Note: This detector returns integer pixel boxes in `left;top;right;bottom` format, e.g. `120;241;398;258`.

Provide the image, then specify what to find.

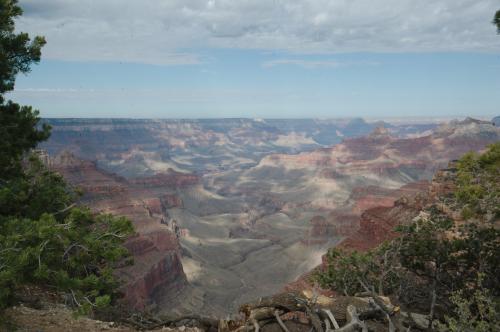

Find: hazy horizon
39;116;495;122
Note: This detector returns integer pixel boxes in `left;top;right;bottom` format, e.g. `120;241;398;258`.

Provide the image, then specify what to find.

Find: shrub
0;158;134;313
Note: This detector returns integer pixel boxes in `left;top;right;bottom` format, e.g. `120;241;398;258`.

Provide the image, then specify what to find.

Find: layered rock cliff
51;151;198;310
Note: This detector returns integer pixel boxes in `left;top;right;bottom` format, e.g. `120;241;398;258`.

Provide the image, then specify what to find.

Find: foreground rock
3;304;203;332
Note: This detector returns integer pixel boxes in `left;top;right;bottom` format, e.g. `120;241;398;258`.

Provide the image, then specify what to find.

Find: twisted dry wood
240;291;426;332
274;310;290;332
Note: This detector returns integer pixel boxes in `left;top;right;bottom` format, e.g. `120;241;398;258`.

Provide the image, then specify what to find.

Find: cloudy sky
8;0;500;118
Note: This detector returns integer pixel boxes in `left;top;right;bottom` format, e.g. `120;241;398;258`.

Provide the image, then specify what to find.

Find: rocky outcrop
302;213;360;246
52;150;127;198
339;200;422;252
349;181;430;214
142;194;183;217
122;250;186;310
51;152;191;310
339;162;459;253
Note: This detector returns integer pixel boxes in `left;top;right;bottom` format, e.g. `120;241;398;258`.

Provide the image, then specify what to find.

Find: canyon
43;117;499;317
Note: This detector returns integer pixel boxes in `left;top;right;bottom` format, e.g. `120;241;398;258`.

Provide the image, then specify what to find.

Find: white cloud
16;0;500;65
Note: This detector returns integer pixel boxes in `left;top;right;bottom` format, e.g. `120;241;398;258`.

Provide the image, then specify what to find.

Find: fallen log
242;292;395;323
240;292;409;332
240;292;304;315
250;307;280;321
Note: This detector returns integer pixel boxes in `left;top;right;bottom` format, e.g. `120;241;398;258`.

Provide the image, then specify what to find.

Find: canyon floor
44;117;499;317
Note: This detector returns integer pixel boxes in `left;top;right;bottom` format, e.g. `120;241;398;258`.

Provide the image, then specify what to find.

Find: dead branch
69;289;80;307
54;203;76;215
83;296;97;307
324;318;331;331
336;305;367;332
274;310;290;332
240;291;408;332
62;243;90;261
251;318;260;332
38;240;50;270
357;277;395;316
303;304;323;332
96;232;127;241
218;319;229;332
322;309;340;330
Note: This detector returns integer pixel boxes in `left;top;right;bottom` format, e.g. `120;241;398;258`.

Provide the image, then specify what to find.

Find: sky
7;0;500;119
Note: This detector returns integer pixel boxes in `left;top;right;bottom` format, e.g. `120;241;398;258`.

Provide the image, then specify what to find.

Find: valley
43;117;499;317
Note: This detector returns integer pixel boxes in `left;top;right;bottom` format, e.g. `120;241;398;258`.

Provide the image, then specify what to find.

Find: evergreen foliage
0;0;46;95
315;241;402;297
438;275;500;332
315;248;376;296
455;143;500;221
0;0;135;314
0;0;49;180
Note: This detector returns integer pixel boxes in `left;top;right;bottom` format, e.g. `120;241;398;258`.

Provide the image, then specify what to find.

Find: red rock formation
51;152;192;310
339;166;459;252
339;203;417;252
122;251;186;309
327;212;360;237
52;151;128;197
259;121;499;187
302;213;360;246
349;181;430;214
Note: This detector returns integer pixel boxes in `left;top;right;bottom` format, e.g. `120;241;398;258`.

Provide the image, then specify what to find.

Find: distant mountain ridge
41;118;437;178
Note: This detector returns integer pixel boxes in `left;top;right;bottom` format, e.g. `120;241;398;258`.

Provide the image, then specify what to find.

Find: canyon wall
44;117;499;316
51;151;197;310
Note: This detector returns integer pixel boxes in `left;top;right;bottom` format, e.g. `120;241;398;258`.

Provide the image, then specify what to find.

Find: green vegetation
437;274;500;332
0;0;134;314
315;143;500;329
455;143;500;221
315;241;401;297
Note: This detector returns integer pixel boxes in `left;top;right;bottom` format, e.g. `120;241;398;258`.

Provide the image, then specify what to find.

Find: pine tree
0;0;134;313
